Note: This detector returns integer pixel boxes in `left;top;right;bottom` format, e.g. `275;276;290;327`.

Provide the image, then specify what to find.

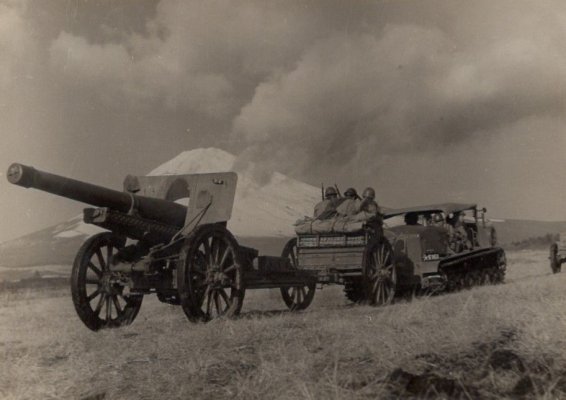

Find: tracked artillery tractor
380;204;506;294
285;203;506;307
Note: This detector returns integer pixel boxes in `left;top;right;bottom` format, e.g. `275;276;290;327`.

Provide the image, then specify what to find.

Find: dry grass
1;249;566;399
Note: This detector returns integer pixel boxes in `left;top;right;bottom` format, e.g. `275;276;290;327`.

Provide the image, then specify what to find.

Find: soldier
314;186;339;219
356;187;383;235
336;187;360;217
431;213;445;227
447;212;471;252
358;187;380;216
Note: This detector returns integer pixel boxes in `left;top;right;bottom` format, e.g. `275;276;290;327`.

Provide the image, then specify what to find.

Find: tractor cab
382;203;498;290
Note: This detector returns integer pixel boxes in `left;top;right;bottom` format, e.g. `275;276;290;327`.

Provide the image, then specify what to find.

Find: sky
1;0;565;242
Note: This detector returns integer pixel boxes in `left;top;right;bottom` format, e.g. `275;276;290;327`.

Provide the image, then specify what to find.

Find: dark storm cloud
36;0;566;178
233;6;566;178
1;0;566;242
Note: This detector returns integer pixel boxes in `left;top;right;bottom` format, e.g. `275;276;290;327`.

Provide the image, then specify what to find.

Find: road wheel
550;243;561;274
280;238;315;310
178;225;245;322
363;239;396;306
71;232;143;331
480;268;493;285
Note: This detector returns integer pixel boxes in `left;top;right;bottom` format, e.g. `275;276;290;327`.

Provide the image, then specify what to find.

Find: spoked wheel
178;224;245;323
71;232;143;331
363;239;396;306
280;238;315;311
550;243;561;274
281;285;316;311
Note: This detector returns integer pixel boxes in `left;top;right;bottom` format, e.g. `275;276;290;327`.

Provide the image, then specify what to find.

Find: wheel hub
205;268;230;288
100;273;122;295
376;268;391;280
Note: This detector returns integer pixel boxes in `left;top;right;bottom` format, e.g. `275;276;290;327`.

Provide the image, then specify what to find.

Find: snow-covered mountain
0;148;320;268
149;148;319;237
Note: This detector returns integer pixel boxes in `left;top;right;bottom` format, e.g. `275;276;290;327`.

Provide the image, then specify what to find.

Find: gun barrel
7;163;187;228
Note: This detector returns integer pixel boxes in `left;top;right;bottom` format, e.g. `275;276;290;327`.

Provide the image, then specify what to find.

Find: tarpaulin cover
294;217;365;234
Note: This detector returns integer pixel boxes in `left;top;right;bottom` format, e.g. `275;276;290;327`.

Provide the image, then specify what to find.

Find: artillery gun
8;163;323;330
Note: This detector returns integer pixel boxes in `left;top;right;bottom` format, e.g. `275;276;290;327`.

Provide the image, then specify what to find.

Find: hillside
492;219;566;246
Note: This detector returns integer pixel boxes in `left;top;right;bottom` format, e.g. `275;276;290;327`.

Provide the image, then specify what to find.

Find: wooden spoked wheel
71;232;143;331
281;285;316;311
178;225;245;322
363;239;396;306
280;238;315;311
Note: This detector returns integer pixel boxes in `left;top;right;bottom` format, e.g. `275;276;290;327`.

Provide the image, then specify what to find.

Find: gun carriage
7;164;507;331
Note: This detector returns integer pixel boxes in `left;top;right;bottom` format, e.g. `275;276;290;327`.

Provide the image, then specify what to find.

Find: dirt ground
1;249;566;399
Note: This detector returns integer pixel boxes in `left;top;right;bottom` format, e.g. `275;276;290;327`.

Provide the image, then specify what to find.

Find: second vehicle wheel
363;239;396;306
280;238;315;311
178;224;245;322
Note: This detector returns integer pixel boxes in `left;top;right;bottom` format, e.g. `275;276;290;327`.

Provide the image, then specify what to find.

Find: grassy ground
1;250;566;399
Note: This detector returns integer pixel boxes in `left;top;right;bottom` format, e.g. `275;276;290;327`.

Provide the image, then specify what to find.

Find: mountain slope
491;219;566;245
148;148;320;237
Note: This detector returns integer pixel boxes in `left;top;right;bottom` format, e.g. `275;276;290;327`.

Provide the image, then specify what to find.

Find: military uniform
447;221;471;253
314;198;341;219
359;198;380;216
355;187;383;236
336;198;361;217
314;187;340;220
314;199;331;219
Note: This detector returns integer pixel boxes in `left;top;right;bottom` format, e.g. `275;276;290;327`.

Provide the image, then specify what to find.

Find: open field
1;249;566;399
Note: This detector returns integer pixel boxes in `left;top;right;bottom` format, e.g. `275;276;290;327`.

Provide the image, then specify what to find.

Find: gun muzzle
7;163;36;188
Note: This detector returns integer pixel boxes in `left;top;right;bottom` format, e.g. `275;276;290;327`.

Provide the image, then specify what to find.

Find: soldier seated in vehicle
446;212;472;252
336;187;360;217
313;186;340;220
430;213;445;227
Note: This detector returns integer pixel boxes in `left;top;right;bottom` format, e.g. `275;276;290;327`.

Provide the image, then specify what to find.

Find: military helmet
344;187;357;198
362;187;375;199
324;186;337;198
433;213;444;223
